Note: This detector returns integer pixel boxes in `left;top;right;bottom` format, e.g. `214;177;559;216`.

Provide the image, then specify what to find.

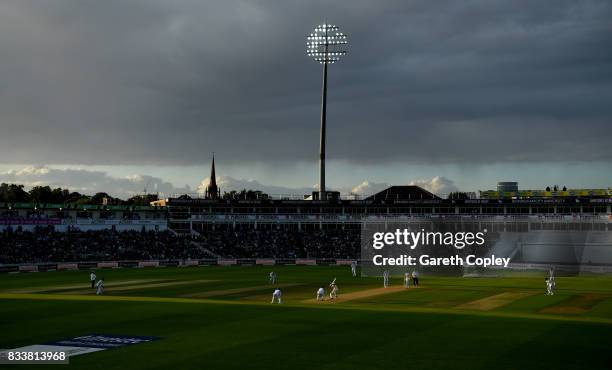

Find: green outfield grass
1;266;612;369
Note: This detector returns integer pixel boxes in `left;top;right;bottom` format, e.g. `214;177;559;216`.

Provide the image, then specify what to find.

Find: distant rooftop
365;186;440;201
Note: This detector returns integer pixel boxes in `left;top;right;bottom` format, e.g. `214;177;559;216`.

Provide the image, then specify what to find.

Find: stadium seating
0;227;359;263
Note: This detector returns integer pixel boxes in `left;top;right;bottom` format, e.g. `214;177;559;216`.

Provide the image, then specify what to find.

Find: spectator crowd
0;227;360;263
193;229;359;259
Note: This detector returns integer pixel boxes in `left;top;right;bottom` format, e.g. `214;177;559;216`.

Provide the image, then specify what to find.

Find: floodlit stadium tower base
310;190;340;201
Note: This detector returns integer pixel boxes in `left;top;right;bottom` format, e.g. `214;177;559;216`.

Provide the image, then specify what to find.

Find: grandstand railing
3;259;612;274
0;258;359;273
166;193;364;200
179;214;612;223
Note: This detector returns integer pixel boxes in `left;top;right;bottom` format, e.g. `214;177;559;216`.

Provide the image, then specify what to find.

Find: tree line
0;183;158;206
1;183;270;205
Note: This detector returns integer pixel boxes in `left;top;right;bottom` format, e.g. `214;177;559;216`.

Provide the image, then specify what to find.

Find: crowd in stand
0;227;360;263
0;227;195;264
193;229;360;259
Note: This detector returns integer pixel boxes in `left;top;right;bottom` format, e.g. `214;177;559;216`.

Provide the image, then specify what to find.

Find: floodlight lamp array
306;24;348;64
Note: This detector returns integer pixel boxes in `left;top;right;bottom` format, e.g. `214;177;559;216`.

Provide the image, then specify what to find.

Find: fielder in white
95;278;105;295
550;277;556;294
412;270;420;287
271;288;282;304
316;287;325;301
549;267;556;294
383;270;389;288
545;278;553;295
269;271;277;284
404;272;410;288
351;261;357;277
90;271;96;289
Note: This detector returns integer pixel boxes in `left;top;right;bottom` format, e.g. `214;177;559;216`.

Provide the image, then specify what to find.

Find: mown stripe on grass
182;283;302;298
539;293;610;315
1;293;612;325
59;279;218;295
3;279;168;293
0;293;233;305
455;292;534;311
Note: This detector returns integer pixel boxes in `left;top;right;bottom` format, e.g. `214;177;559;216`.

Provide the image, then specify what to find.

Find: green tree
222;189;268;200
64;192;86;204
50;187;71;203
0;183;30;202
74;196;93;205
29;186;57;203
126;194;159;206
91;192;114;204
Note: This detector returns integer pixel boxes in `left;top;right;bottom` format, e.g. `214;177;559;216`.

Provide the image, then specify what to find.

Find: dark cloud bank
1;0;611;166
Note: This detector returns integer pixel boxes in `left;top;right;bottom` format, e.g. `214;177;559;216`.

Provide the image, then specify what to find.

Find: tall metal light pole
306;24;348;200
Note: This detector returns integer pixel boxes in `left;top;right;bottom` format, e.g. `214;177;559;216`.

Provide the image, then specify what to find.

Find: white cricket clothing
95;280;104;295
317;288;325;300
545;280;554;295
271;289;282;303
551;279;556;294
329;285;338;299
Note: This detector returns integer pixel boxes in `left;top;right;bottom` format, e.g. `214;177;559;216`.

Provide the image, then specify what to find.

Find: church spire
210;153;217;189
206;153;219;200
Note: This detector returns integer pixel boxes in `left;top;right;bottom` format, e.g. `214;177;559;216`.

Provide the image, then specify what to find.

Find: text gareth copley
369;228;510;268
372;254;511;268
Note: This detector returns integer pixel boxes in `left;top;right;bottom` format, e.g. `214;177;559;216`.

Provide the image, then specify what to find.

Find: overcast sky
1;0;611;198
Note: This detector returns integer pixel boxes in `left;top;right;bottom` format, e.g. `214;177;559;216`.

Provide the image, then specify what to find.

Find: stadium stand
0;185;611;266
0;227;359;264
0;228;194;264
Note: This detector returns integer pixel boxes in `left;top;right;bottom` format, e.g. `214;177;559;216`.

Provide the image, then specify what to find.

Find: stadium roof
365;186;440;201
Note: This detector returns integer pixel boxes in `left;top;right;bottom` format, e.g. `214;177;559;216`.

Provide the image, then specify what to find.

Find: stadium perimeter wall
3;259;612;274
0;258;355;273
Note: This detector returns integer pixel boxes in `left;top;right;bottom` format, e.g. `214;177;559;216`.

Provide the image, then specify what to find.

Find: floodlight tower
306;24;348;200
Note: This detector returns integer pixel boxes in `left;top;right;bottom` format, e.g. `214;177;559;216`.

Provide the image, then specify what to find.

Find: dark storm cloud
0;0;611;165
